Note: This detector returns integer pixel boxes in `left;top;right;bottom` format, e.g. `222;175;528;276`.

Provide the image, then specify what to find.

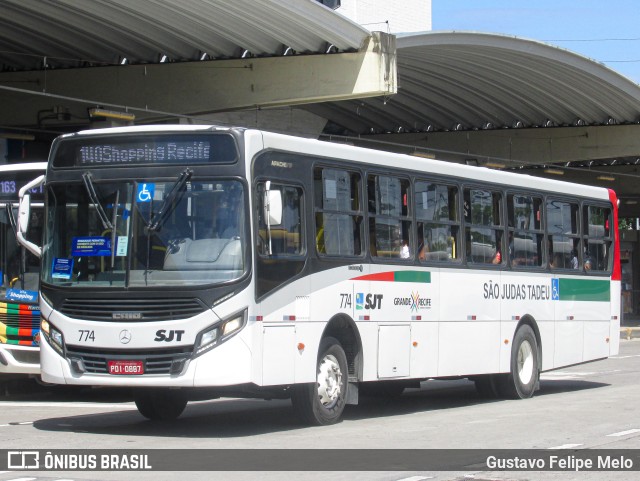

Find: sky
432;0;640;85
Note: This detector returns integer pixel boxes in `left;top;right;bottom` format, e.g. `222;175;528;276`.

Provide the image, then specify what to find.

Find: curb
621;327;640;340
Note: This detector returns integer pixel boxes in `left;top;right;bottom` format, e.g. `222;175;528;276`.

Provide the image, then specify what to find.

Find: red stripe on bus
608;189;621;281
351;272;395;282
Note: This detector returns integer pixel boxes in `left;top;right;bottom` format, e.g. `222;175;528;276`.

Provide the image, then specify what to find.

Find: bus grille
59;298;206;321
65;345;193;375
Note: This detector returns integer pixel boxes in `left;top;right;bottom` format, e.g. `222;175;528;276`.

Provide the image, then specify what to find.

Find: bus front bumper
0;344;40;375
39;332;254;388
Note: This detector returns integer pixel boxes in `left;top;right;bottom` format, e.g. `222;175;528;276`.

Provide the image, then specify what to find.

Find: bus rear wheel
500;325;539;399
292;337;348;426
134;389;188;421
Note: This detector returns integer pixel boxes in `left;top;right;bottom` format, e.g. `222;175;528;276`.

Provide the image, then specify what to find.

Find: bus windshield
1;204;43;296
42;178;246;288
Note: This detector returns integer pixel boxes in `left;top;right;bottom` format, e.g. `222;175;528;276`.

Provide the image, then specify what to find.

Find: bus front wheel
291;337;348;426
501;325;539;399
134;389;187;421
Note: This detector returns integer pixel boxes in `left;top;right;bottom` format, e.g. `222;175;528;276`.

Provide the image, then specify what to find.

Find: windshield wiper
82;172;113;230
146;168;192;233
83;172;122;269
140;168;193;285
5;203;17;236
109;189;119;269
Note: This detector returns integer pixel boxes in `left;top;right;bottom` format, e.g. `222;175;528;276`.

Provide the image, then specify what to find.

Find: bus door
255;173;308;386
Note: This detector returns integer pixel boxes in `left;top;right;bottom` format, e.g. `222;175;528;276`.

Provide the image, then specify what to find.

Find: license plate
107;360;144;375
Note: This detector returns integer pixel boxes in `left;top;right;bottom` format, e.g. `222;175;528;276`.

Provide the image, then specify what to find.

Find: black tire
291;337;348;426
134;389;187;421
500;325;539;399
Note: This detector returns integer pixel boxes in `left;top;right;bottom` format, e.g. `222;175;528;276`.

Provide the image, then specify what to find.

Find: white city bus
18;126;620;424
0;162;46;375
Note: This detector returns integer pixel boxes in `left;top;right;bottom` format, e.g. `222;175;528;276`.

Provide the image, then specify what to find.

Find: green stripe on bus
559;278;610;302
2;325;18;335
394;271;431;283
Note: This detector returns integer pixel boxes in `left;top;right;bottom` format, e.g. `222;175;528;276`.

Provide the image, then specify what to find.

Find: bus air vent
59;298;206;321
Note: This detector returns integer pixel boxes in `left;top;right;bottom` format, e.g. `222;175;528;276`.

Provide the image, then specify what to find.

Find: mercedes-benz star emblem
119;329;132;344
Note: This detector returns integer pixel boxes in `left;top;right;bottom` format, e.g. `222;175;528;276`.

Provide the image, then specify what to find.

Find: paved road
0;340;639;481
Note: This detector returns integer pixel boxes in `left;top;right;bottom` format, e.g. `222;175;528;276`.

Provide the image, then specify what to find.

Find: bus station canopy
306;31;640;134
3;1;640;132
0;0;369;69
0;0;395;127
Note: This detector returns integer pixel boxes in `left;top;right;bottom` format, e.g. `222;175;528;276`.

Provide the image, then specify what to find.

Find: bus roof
54;125;610;202
256;128;612;202
70;124;233;137
0;162;48;174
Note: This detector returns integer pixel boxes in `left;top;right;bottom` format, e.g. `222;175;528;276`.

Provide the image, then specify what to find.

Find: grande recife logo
394;291;431;311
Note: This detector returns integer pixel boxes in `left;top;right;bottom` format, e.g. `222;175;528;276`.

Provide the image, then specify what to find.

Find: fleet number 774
78;330;95;342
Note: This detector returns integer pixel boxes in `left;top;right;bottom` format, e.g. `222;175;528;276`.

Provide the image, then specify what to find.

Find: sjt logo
356;293;383;310
154;330;185;342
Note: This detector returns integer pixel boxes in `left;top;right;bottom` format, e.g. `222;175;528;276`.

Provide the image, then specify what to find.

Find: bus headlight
50;329;64;349
194;310;246;358
222;316;243;336
199;327;219;348
41;317;65;356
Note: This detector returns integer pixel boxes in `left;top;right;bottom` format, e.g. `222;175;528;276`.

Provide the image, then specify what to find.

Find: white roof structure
3;3;640;132
305;31;640;134
0;0;369;69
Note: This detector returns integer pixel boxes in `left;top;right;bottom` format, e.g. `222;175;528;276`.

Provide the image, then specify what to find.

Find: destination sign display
52;134;238;167
78;141;211;165
0;172;45;202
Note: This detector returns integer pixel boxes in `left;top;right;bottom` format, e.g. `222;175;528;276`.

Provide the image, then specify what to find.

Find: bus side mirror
18;193;31;235
266;190;283;225
263;182;283;256
16;174;45;258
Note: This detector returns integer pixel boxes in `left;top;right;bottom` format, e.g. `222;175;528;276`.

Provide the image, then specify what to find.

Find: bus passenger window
464;188;503;265
583;204;612;272
547;199;580;270
415;181;460;262
368;174;411;259
507;194;543;268
314;168;362;257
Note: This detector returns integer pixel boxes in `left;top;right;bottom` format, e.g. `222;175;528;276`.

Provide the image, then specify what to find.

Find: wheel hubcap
517;340;534;385
317;354;342;407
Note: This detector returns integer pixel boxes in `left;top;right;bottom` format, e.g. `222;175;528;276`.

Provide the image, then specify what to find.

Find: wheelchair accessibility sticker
552;278;560;300
136;183;155;203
